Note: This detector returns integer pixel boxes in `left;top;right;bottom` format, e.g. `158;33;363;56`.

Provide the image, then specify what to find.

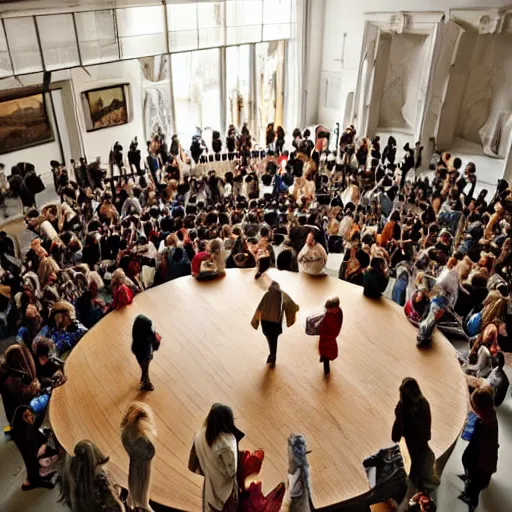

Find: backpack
24;172;45;195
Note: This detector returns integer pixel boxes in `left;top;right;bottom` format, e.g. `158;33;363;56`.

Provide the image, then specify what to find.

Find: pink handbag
305;313;325;336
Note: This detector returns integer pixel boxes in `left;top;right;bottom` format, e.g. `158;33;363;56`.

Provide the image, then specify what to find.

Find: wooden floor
50;269;468;511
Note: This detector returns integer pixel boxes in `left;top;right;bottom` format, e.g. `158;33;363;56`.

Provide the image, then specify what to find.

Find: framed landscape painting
85;85;128;131
0;93;54;155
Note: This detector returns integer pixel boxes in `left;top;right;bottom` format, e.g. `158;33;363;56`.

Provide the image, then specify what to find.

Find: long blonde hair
120;401;156;440
120;402;156;510
111;268;127;289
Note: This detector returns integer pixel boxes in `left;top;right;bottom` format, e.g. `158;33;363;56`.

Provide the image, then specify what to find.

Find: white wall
304;0;326;125
317;0;509;129
70;60;145;165
0;61;145;176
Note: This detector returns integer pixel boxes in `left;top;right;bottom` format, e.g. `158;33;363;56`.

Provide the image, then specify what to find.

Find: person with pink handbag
317;297;343;375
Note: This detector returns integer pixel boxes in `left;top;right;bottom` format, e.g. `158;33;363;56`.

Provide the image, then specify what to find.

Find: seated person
343;247;370;286
33;337;66;388
455;271;488;318
276;244;298;272
208;238;226;277
191;240;212;278
363;257;389;299
168;247;191;281
466;352;509;407
36;301;88;356
297;231;328;275
486;352;509;406
110;268;134;310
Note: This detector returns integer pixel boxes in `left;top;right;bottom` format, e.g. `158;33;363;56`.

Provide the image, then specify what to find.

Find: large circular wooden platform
50;269;467;510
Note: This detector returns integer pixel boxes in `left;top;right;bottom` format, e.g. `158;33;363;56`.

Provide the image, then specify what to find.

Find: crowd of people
0;119;510;511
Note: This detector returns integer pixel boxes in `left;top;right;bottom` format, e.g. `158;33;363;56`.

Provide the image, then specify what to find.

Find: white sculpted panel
378;33;429;133
458;33;512;158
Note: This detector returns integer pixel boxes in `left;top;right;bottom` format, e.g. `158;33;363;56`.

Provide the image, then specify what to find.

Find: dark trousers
266;334;279;361
139;360;151;385
261;320;282;363
323;359;330;374
465;469;492;507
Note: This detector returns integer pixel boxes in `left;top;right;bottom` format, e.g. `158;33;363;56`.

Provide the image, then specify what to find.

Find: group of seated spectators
0;121;510;511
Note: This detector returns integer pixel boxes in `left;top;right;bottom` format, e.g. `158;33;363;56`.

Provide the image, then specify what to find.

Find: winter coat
319;308;343;361
251;283;299;329
462;412;499;474
131;314;160;365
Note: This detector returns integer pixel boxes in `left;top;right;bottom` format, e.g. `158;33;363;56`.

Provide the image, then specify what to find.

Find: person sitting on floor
297;231;328;276
32;337;66;388
110;268;134;310
363;257;389;299
191;240;213;279
36;301;88;356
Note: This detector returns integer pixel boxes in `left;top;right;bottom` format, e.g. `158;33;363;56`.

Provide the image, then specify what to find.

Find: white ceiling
0;0;188;17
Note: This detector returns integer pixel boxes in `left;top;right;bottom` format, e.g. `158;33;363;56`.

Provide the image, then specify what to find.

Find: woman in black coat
11;405;55;491
131;314;161;392
392;377;438;492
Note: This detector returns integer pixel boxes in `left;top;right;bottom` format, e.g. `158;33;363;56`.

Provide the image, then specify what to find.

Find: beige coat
251;283;299;329
190;427;238;511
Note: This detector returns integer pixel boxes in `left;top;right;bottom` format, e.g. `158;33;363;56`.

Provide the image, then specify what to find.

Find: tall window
171;49;222;143
226;45;251;131
255;40;285;143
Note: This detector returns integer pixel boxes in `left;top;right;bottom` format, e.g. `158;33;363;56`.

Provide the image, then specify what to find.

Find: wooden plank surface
49;269;467;511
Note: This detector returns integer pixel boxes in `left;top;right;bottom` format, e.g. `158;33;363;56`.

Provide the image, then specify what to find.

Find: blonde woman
121;402;157;511
110;268;134;310
59;440;125;512
208;238;226;276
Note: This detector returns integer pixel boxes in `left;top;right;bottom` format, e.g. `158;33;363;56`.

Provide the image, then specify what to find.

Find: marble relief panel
378;33;429;133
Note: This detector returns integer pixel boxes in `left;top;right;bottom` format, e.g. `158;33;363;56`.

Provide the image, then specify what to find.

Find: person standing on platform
318;297;343;375
188;403;245;512
392;377;438;492
284;434;313;512
59;440;125;511
121;402;157;512
131;314;161;392
251;281;299;367
459;387;499;512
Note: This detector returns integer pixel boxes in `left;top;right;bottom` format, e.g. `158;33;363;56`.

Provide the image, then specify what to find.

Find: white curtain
285;0;306;133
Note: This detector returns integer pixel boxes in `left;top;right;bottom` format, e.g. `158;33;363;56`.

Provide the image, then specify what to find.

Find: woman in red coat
319;297;343;375
111;268;134;311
